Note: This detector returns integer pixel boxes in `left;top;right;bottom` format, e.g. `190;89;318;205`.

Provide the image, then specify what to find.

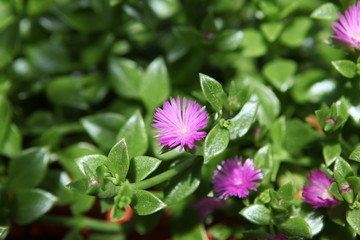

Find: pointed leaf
263;59;297;92
8;147;50;190
311;3;339;20
346;207;360;235
200;73;226;113
204;124;229;163
107;139;130;181
140;58;170;111
117;111;148;159
240;204;271;225
349;146;360;162
332;60;356;78
81;113;126;150
131;190;166;215
75;154;108;178
128;156;161;182
229;95;258;139
11;189;57;225
280;217;312;238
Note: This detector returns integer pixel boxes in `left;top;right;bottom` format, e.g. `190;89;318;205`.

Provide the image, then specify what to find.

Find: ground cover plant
1;0;360;239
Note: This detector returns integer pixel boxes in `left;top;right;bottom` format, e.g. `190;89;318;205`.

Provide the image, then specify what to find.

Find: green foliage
2;0;360;239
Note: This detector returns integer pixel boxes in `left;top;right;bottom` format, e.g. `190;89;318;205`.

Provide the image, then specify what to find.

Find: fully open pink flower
332;2;360;49
152;97;208;151
302;170;339;209
212;157;263;199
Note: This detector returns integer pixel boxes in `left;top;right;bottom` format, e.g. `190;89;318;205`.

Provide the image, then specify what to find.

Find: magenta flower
212;157;263;199
332;2;360;50
192;197;226;222
152;96;209;151
302;170;339;209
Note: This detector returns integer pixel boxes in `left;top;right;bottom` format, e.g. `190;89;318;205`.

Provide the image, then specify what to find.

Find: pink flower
302;170;339;209
192;197;226;222
212;157;263;199
152;97;209;151
332;2;360;50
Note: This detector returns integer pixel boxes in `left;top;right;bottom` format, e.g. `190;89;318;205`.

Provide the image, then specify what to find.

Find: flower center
178;126;189;136
321;190;334;200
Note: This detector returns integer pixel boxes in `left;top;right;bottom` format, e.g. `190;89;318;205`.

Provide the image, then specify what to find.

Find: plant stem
38;215;123;232
131;157;195;190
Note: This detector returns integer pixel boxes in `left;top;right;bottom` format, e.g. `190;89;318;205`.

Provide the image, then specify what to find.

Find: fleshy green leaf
117;111;148;159
131;190;166;215
128;156;161;182
140;58;170;111
164;160;201;205
109;58;142;99
304;212;324;236
334;157;353;179
263;59;297;92
323;143;341;166
349;146;360;162
240;29;267;57
332;60;357;78
7;147;50;190
199;73;227;113
229;95;258;140
240;204;271;225
75;154;108;178
280;17;312;48
260;21;284;42
107;139;130;181
311;3;339;20
81;113;126;150
280;217;312;238
0;96;11;151
346;207;360;235
204;124;230;163
11;189;57;225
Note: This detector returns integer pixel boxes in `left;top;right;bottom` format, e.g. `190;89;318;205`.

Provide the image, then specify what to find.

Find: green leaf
81;113;126;150
323;143;341;166
215;30;243;51
334;157;353;179
11;189;57;225
311;3;339;20
114;181;133;209
204;124;230;163
7;147;50;190
240;204;271;225
117;111;148;159
75;154;108;178
349;146;360;162
254;145;276;183
280;217;312;238
208;224;232;240
164;160;201;205
128;156;161;182
280;17;312;48
0;21;19;68
131;190;166;215
252;82;280;126
304;212;324;236
109;58;142;99
332;60;357;78
199;73;227;113
346;207;360;235
229;95;258;140
260;21;284;42
263;59;297;92
278;182;295;200
240;29;267;57
0;96;11;151
140;58;170;111
0;124;22;157
107;139;130;181
45;75;88;110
